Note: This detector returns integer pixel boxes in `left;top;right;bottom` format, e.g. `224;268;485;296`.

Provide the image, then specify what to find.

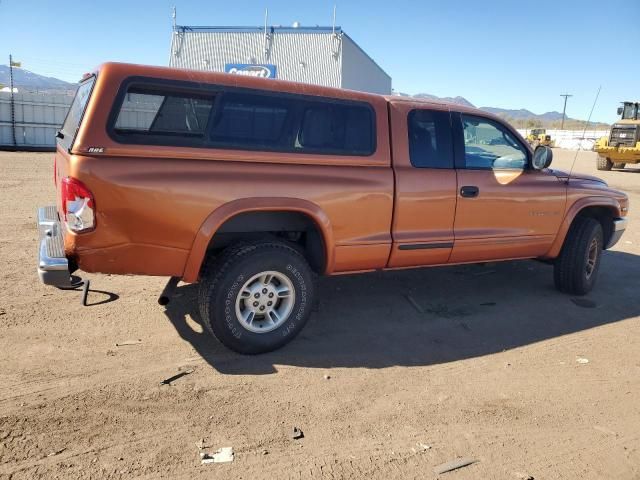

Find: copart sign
224;64;277;78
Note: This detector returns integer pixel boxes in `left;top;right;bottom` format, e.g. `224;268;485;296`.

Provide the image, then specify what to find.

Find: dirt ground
1;149;639;480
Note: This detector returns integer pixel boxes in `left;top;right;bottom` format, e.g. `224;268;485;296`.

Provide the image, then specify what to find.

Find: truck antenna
264;8;270;57
332;4;337;36
568;85;601;180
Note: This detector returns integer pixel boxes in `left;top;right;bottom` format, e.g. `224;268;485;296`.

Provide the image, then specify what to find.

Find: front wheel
198;241;316;354
553;217;603;295
596;155;613;171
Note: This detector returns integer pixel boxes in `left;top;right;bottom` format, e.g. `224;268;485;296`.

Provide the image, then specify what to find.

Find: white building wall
340;34;391;94
168;27;391;94
170;30;343;88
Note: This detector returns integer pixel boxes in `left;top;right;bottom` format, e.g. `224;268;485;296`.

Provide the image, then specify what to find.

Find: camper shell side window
107;77;377;156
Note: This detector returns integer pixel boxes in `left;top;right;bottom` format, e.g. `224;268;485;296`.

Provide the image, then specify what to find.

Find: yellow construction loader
596;101;640;170
526;128;553;148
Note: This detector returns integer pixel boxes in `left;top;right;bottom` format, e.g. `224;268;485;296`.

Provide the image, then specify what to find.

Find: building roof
175;25;344;34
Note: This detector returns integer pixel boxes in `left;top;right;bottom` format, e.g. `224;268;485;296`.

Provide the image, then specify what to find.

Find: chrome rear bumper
37;206;72;287
605;217;627;249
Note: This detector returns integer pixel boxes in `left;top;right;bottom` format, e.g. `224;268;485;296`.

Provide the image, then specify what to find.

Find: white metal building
169;25;392;95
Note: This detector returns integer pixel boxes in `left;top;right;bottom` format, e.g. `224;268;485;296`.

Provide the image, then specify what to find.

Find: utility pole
560;93;572;129
9;54;17;147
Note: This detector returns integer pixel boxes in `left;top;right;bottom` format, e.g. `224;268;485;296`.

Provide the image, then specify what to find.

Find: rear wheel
613;162;626;169
553;217;603;295
596;155;613;171
198;241;316;354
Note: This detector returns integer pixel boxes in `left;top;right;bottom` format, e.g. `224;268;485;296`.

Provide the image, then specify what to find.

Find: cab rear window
59;76;95;150
109;79;376;156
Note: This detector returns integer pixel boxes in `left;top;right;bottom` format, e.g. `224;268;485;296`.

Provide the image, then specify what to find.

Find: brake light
61;177;96;232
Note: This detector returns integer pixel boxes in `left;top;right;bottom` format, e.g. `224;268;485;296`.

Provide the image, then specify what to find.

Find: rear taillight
61;177;96;232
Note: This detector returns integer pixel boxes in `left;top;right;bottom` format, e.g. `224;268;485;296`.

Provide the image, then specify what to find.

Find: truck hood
549;169;607;185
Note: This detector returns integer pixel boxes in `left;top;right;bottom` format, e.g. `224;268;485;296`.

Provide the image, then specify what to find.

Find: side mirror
617;107;623;115
532;145;553;170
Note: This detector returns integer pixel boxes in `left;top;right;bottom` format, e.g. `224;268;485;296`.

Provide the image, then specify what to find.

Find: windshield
59;76;95;150
621;103;638;120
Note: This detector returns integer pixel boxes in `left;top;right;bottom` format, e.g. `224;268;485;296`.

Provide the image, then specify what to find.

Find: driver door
450;113;566;263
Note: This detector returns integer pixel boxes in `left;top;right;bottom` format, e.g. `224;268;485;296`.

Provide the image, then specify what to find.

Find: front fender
181;198;334;283
543;196;622;259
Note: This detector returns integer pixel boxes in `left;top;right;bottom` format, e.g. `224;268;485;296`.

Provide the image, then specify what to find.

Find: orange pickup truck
38;63;629;354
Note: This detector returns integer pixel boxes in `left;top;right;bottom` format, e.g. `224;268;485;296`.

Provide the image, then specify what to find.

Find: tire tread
596;156;612;171
197;240;312;353
554;217;602;295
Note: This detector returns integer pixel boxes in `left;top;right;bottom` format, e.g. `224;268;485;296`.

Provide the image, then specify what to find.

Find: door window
408;109;454;168
461;115;527;170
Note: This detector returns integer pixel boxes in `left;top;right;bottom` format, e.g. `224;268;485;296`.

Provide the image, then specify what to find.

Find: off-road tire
613;162;626;169
553;217;603;295
597;155;613;171
198;241;316;354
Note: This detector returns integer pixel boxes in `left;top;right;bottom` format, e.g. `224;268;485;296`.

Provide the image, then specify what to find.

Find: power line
9;54;17;147
560;93;573;129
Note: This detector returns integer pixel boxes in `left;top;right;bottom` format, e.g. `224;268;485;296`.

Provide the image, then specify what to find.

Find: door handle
460;186;479;198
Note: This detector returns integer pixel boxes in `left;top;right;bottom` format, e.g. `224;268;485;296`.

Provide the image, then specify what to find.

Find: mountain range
409;92;567;120
0;65;76;92
398;92;609;128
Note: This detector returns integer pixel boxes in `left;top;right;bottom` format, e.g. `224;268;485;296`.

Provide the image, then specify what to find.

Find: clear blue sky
1;0;638;123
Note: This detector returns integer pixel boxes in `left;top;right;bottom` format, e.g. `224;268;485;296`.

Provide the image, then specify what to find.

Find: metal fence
0;91;73;150
516;129;610;140
0;91;194;150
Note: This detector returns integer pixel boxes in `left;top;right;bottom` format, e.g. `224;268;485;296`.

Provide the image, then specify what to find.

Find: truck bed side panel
61;154;394;276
